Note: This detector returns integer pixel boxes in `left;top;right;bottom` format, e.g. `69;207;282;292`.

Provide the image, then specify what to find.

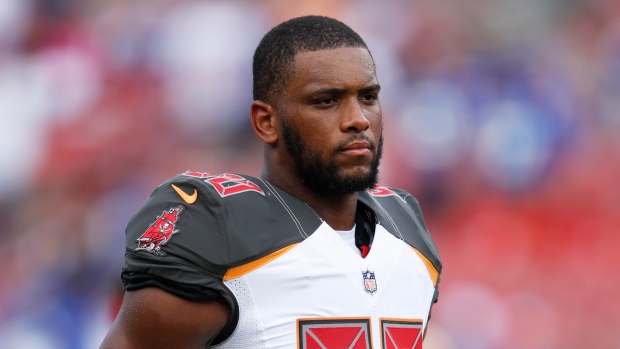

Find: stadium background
0;0;619;348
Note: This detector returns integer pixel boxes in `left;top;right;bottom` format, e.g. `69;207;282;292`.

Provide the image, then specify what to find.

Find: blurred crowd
0;0;619;348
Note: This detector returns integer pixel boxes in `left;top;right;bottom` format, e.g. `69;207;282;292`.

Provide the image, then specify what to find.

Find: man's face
278;47;383;195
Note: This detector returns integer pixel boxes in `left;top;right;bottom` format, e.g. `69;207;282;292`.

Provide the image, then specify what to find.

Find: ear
249;100;279;145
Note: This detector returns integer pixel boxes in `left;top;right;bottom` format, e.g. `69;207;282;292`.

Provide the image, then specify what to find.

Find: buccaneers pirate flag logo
136;205;184;256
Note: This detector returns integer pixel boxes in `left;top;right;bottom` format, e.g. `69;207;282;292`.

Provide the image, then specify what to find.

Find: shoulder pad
360;186;442;276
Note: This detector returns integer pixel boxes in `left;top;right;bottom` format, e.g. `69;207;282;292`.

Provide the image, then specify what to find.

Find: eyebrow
310;84;381;97
359;84;381;94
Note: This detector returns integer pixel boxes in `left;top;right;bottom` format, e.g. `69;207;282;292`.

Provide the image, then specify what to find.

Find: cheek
360;102;381;122
306;128;334;151
295;115;336;143
368;112;383;133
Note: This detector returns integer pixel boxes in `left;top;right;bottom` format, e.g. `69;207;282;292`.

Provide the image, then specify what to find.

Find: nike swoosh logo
171;184;197;204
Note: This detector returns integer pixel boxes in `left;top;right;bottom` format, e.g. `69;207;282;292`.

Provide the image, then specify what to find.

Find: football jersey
122;171;442;348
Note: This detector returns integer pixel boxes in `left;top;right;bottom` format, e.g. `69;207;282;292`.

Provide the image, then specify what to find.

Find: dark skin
252;47;382;230
100;47;382;348
100;288;230;348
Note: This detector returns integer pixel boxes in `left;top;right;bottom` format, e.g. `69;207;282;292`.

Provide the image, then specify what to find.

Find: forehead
288;47;377;93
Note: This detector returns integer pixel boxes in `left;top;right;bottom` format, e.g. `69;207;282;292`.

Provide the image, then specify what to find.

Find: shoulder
360;185;442;275
361;185;426;230
126;171;322;267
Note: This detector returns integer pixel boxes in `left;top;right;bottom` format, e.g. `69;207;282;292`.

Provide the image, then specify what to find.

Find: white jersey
221;222;435;348
122;172;441;348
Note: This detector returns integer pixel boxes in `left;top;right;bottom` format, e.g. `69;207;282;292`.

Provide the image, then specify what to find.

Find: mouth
340;140;372;156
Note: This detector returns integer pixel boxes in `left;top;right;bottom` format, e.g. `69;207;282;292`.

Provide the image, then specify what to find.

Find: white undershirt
334;225;360;255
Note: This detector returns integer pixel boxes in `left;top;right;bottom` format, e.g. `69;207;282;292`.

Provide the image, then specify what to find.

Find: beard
280;117;383;196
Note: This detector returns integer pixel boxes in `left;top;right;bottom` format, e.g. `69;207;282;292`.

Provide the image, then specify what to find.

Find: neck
261;166;359;231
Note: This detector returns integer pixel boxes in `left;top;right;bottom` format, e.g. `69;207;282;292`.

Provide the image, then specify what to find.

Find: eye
316;97;338;105
360;94;378;102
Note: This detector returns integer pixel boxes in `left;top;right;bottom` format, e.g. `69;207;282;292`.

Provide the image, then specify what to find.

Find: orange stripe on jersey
411;247;440;286
223;243;299;281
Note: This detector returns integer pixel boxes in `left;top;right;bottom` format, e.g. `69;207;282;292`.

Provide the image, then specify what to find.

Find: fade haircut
252;15;370;103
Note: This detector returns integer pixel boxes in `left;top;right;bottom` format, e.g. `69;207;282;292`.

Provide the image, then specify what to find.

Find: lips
340;140;372;156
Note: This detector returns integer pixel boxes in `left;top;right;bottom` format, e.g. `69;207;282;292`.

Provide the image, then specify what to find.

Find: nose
341;99;370;133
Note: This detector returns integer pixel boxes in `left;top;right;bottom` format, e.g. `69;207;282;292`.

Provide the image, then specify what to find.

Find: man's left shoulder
363;185;423;214
360;185;442;273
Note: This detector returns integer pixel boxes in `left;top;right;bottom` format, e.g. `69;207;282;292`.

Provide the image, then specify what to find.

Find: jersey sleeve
398;190;442;276
389;188;442;325
120;173;238;343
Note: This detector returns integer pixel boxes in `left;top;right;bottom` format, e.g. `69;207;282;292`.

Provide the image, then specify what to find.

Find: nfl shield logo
362;270;377;294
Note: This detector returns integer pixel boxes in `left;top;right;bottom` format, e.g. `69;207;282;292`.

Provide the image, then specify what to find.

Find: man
101;15;441;349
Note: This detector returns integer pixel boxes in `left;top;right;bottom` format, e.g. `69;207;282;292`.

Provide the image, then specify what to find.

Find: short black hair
252;15;370;102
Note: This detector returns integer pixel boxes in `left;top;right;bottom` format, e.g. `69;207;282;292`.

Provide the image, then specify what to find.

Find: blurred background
0;0;619;348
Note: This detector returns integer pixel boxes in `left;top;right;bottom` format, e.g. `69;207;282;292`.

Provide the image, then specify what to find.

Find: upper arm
112;175;236;347
100;287;230;349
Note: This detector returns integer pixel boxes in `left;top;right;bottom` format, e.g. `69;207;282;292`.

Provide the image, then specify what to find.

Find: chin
340;166;372;179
